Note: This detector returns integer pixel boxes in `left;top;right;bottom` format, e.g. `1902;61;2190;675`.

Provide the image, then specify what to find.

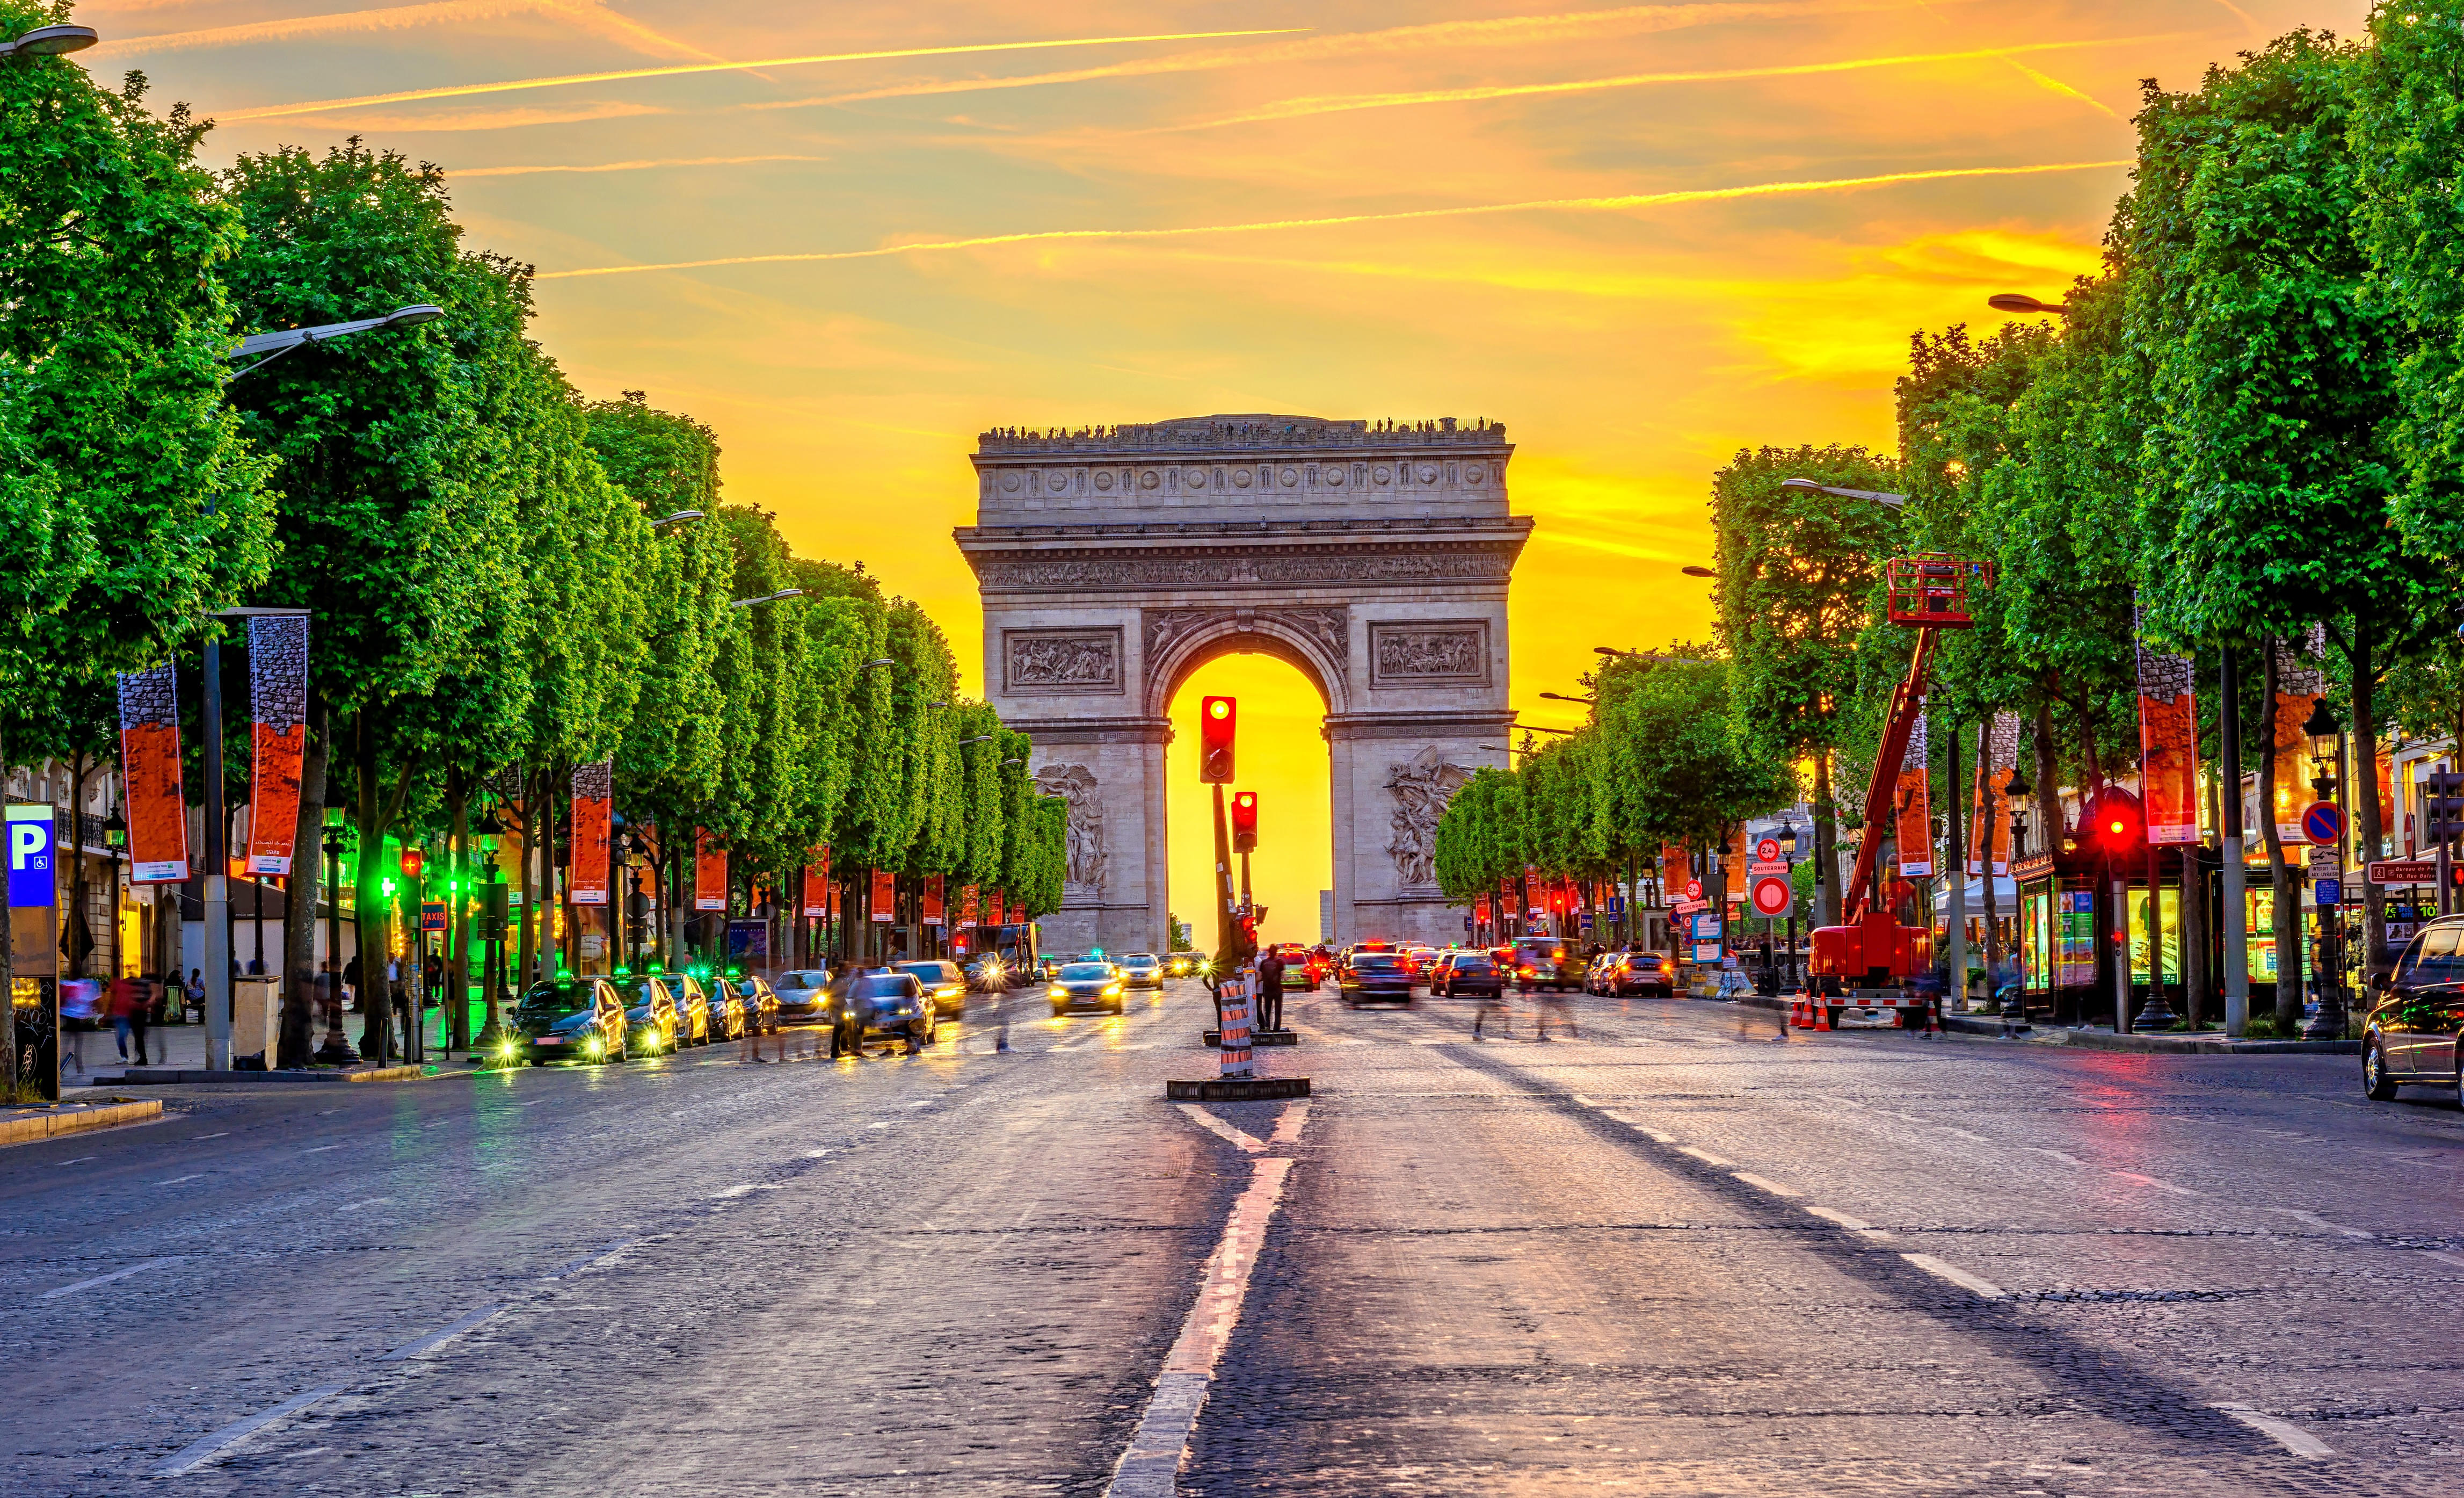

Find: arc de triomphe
955;415;1530;955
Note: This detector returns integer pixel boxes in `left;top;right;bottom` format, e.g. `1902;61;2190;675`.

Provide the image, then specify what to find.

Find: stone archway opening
1164;652;1333;952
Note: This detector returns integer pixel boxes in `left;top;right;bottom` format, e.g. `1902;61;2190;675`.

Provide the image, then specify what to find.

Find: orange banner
802;848;830;918
242;616;308;875
569;760;611;906
987;889;1005;928
2135;624;2200;848
870;869;896;924
1661;843;1690;904
114;664;189;885
1894;712;1931;878
694;829;728;911
2272;631;2325;843
923;873;946;927
958;884;978;927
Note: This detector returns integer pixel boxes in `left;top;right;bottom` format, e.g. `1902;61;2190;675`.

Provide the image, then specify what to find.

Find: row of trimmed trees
1705;17;2464;1027
0;16;1063;1074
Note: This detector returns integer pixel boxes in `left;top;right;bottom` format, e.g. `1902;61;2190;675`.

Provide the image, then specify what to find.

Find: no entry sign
1749;874;1793;918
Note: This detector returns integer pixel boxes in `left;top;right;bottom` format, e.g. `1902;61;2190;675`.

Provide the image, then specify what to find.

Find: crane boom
1841;627;1937;925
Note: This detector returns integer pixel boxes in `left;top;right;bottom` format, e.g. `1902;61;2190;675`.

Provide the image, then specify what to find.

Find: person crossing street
1256;949;1285;1033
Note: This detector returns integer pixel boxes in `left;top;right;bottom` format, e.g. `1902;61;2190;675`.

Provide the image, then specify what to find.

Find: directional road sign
2368;859;2439;886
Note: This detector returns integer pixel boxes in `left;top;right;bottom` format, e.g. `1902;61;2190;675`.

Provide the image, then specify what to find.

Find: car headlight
1104;983;1122;996
1049;985;1067;998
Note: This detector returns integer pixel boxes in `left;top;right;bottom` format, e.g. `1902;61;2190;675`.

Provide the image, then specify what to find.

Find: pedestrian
61;977;101;1075
184;968;205;1021
1256;949;1286;1034
109;973;151;1066
1473;981;1511;1041
1537;979;1576;1041
343;954;362;1012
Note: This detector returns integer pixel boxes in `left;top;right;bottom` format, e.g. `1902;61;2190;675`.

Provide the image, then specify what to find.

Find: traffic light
2425;771;2464;843
1200;696;1236;783
398;846;423;879
1230;791;1258;853
2088;787;2145;859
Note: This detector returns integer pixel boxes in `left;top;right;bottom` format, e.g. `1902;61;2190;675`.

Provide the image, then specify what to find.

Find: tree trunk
2034;693;2065;849
278;698;328;1068
352;713;385;1060
447;769;470;1053
1;727;16;1093
2259;642;2303;1030
1812;748;1837;928
2351;616;2387;983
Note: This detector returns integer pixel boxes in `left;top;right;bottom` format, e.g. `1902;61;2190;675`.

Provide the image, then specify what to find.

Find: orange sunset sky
82;0;2366;945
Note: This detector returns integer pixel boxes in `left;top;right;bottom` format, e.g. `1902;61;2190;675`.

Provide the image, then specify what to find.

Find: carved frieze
1385;746;1473;889
971;546;1516;593
1003;627;1124;696
1369;620;1491;688
1034;763;1108;891
1141;606;1349;704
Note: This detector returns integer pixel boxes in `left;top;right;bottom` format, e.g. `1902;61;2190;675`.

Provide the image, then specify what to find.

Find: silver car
1118;952;1166;990
773;967;833;1022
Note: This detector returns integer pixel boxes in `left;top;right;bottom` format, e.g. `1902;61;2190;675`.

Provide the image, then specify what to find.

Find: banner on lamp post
2134;611;2201;846
1968;713;2019;876
801;848;830;918
987;889;1006;928
922;873;946;927
2272;627;2328;843
568;760;612;906
958;884;979;928
242;616;309;875
1895;711;1932;878
694;829;728;911
113;664;190;885
1660;843;1688;909
869;869;895;924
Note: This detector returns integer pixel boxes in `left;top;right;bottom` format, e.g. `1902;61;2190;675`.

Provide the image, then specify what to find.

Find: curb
1722;995;2359;1054
98;1063;431;1085
4;1098;164;1148
1165;1077;1311;1102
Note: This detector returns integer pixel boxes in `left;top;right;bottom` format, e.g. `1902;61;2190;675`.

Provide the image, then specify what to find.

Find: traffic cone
1814;1000;1831;1032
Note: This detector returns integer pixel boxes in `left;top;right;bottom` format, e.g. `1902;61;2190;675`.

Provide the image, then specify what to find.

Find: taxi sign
2301;801;2344;845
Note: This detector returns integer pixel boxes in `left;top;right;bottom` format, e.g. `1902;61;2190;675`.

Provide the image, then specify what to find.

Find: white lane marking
381;1304;506;1361
157;1174;205;1186
302;1144;344;1154
1176;1104;1266;1155
804;1148;832;1158
2110;1170;2203;1197
1731;1171;1801;1198
1267;1102;1310;1147
524;1099;546;1106
2271;1208;2373;1240
1805;1205;1888;1238
707;1183;784;1199
192;1132;229;1140
336;1198;392;1213
423;1120;451;1129
2424;1250;2464;1270
151;1385;345;1476
1108;1154;1298;1497
2024;1147;2083;1165
1938;1127;1991;1144
904;1099;936;1108
2212;1402;2334;1457
1677;1145;1734;1168
1900;1253;2008;1299
54;1155;96;1166
543;1240;635;1280
45;1255;188;1299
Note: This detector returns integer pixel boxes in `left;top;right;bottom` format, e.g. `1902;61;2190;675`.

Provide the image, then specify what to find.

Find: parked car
1431;951;1503;998
895;960;969;1018
502;976;628;1066
616;975;681;1055
666;972;714;1046
2364;916;2464;1101
1596;951;1675;997
1338;952;1415;1007
841;971;938;1052
1049;961;1126;1015
773;968;833;1022
1118;952;1167;990
701;980;749;1041
719;974;782;1034
1512;938;1583;993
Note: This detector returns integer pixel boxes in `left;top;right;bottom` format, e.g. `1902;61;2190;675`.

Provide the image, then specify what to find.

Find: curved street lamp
729;588;803;609
0;24;99;56
229;303;443;379
1988;292;2068;316
650;510;705;529
1538;691;1594;706
1780;476;1907;509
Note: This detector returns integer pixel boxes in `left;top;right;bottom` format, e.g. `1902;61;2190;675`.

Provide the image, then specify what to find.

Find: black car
841;972;939;1053
1433;952;1503;998
501;977;628;1066
702;981;749;1041
2364;915;2464;1101
772;968;833;1023
1048;961;1125;1015
895;960;968;1019
730;974;781;1034
1338;953;1414;1007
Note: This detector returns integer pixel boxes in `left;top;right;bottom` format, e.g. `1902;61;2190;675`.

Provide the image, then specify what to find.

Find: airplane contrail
1166;36;2183;131
91;0;730;64
213;28;1310;121
534;160;2133;281
453;154;828;177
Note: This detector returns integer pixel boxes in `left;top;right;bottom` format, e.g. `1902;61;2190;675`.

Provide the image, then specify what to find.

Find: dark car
1166;952;1200;979
896;960;968;1019
1049;961;1125;1015
841;971;938;1053
1118;952;1166;990
2364;916;2464;1101
617;976;681;1055
1433;951;1503;998
773;968;834;1022
1512;938;1583;994
501;977;628;1066
731;974;781;1033
1597;951;1674;997
1338;952;1414;1007
701;980;748;1041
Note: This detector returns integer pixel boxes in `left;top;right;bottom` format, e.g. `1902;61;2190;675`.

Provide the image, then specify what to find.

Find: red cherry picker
1797;553;1993;1031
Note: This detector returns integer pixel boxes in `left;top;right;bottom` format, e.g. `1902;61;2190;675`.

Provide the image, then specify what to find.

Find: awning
1929;874;2019;906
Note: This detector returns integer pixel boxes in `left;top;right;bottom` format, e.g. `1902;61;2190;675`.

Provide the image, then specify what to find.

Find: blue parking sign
7;805;55;908
2315;877;2341;907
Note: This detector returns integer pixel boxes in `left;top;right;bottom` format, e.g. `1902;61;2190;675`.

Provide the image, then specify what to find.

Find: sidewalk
66;1001;490;1086
1725;993;2360;1054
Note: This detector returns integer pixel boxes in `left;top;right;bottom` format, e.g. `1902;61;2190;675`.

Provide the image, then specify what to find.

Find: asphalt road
6;976;2461;1495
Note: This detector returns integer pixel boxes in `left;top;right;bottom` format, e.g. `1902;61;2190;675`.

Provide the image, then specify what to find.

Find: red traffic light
1231;791;1258;852
1200;696;1237;784
398;847;424;879
2085;787;2145;858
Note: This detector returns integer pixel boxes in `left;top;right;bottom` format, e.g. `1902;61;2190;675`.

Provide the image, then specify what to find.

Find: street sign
420;900;447;932
1749;874;1794;918
2315;877;2343;906
1755;837;1780;863
1684;879;1704;901
2307;844;2339;876
6;804;55;909
1748;860;1790;877
2301;801;2344;845
2368;859;2439;885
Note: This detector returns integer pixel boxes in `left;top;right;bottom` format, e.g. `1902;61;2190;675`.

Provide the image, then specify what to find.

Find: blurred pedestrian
1472;982;1511;1041
1537;981;1576;1041
109;973;150;1067
61;978;102;1075
1256;949;1285;1033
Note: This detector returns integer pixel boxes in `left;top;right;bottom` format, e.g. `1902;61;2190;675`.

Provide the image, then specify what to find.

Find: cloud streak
1159;35;2181;132
453;153;828;177
535;160;2131;281
210;27;1311;121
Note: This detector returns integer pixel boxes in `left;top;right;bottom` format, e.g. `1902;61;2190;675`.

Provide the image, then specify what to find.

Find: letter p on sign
6;805;55;909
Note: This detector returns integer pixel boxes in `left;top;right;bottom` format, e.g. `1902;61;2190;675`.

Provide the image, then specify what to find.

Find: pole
2112;869;2132;1033
201;636;233;1070
1240;851;1252;917
1945;719;1967;1011
2220;643;2249;1036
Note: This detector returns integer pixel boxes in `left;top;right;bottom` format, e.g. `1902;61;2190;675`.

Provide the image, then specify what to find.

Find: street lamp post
316;817;353;1062
2301;699;2349;1040
0;24;99;57
1777;820;1800;989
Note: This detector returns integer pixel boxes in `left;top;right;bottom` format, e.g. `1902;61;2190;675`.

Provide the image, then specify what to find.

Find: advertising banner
802;848;830;919
1895;712;1932;878
694;829;728;911
1660;843;1688;908
2134;611;2200;846
113;664;189;884
987;889;1005;928
1968;712;2019;875
243;616;309;875
958;884;979;928
923;873;946;927
869;869;896;923
569;759;612;906
2272;627;2327;843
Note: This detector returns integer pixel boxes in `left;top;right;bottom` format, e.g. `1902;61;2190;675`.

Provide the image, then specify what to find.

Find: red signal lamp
1230;791;1258;853
1200;696;1237;784
399;846;424;879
